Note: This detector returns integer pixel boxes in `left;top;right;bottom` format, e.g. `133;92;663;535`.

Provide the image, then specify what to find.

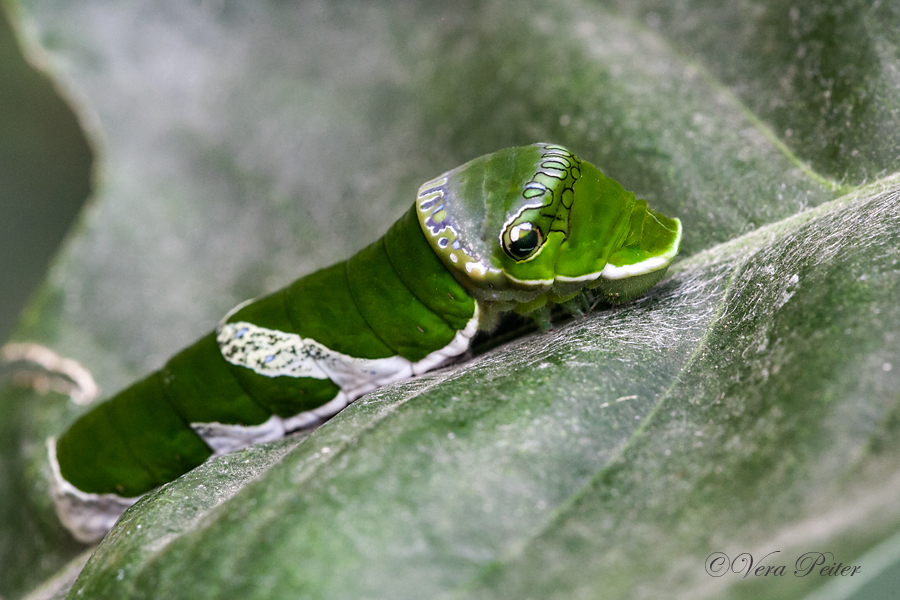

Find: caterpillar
49;143;682;542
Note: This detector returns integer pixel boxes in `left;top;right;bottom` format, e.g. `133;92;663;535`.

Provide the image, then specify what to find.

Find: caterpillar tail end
47;437;140;544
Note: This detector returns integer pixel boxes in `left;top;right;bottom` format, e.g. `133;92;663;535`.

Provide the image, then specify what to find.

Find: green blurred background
0;5;92;345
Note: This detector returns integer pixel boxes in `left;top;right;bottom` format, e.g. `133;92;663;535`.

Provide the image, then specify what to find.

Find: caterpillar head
416;143;681;310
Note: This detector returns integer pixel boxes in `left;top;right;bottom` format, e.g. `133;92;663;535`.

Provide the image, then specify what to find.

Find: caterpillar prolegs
50;143;682;542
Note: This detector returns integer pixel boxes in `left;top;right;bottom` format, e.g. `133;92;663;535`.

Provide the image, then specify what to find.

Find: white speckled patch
217;306;480;400
216;322;330;380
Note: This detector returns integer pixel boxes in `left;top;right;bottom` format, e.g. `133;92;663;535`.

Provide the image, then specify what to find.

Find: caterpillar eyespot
504;222;544;261
49;143;682;542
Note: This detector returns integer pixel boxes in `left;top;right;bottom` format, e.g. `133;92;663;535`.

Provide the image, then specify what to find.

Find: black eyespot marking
503;223;544;261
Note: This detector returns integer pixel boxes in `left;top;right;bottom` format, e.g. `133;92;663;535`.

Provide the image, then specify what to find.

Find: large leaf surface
1;0;898;598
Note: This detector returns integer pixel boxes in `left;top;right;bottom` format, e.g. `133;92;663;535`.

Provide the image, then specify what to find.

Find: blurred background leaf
0;0;898;599
0;1;91;346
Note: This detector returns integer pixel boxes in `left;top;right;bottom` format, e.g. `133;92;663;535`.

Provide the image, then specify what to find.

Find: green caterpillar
49;143;681;542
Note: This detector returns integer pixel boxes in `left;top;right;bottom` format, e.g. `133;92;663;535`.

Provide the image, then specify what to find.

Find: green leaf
606;0;900;184
1;0;898;599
